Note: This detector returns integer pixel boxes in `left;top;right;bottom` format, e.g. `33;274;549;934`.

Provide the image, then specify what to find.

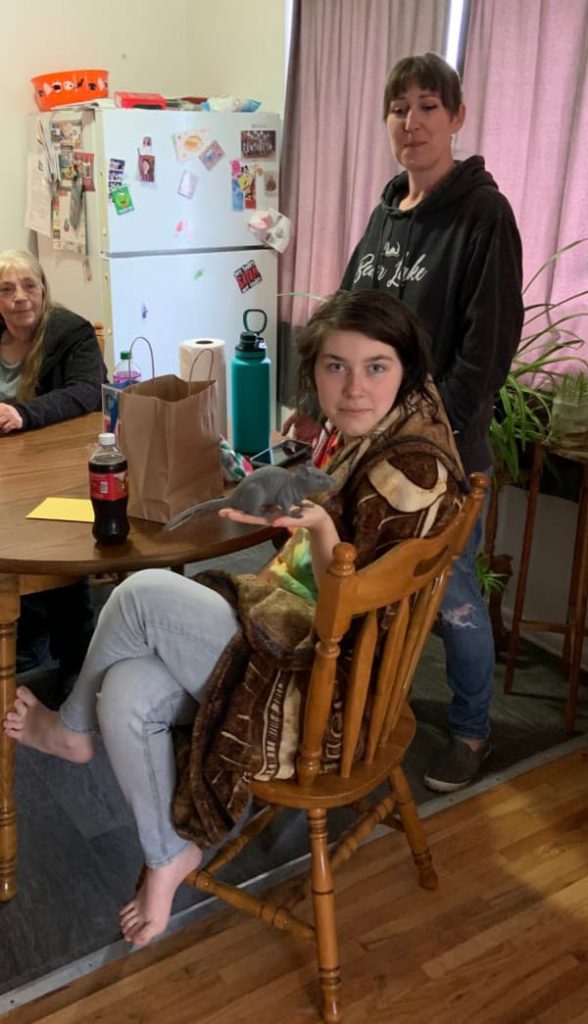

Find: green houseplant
481;239;588;642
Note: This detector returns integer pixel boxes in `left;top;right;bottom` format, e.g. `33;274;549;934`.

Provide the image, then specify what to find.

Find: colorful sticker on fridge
50;120;83;148
230;161;256;211
108;158;125;193
138;153;156;182
175;218;195;241
177;169;197;198
234;259;262;293
173;131;208;161
111;185;134;215
199;140;225;171
74;151;95;191
240;130;276;160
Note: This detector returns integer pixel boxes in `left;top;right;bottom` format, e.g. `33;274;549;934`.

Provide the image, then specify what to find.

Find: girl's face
386;84;464;176
314;330;404;437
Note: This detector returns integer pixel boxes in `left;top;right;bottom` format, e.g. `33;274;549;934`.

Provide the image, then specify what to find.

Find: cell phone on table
250;439;313;468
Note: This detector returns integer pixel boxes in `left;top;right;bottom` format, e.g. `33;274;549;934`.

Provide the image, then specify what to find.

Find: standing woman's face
0;269;44;340
386;84;465;176
314;330;404;437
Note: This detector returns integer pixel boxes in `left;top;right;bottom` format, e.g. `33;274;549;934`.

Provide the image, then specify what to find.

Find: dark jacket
6;306;107;431
341;156;524;472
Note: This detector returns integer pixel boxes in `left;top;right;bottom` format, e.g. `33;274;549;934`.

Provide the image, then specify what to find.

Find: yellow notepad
27;497;94;523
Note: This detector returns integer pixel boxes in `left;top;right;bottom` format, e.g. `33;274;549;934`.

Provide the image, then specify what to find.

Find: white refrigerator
32;107;280;412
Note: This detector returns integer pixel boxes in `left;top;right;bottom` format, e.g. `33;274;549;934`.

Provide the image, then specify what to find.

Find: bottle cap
237;331;266;354
98;432;116;446
119;350;131;359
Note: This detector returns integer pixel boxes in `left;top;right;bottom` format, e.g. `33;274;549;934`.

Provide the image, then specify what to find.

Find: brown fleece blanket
172;385;465;847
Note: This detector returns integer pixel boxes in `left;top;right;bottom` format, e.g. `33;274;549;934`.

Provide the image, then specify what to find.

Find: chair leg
307;808;342;1024
565;483;588;734
391;766;438;890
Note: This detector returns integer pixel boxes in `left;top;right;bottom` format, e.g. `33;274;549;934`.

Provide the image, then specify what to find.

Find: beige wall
1;0;286;248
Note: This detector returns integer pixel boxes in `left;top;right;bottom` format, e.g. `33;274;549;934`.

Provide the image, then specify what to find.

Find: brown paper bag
119;374;223;524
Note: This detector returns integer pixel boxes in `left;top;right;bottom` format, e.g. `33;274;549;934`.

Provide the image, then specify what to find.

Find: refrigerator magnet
58;147;76;187
240;130;276;161
111;185;134;215
177;169;197;199
138;153;156;182
172;131;207;161
234;259;262;293
199;140;225;171
74;151;95;191
50;121;83;149
263;169;278;197
108;158;125;193
231;162;257;210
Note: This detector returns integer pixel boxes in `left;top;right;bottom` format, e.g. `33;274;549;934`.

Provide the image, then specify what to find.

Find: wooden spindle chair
178;474;487;1022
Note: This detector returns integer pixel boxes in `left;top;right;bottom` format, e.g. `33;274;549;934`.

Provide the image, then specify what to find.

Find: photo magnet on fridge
263;169;278;196
199;140;225;171
177;169;197;198
58;147;76;186
138;153;156;182
51;121;83;149
74;151;95;191
240;130;276;160
108;158;125;193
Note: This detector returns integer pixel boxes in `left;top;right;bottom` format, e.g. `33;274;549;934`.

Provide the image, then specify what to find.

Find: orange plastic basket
31;69;109;111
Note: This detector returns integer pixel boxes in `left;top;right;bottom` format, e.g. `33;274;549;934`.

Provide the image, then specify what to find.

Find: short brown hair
297;290;435;415
383;52;462;119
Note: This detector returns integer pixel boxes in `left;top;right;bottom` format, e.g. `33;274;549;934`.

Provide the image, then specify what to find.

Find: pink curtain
457;0;588;369
279;0;449;329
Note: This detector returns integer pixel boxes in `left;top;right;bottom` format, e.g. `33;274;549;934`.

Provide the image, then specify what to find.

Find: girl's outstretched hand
218;501;331;534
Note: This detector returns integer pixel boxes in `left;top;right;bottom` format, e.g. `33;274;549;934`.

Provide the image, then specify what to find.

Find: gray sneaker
424;737;492;793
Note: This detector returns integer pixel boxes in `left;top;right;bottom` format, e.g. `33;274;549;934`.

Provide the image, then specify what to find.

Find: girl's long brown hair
0;250;51;401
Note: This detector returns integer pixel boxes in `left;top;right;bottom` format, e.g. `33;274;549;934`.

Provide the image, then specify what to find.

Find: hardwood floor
6;750;588;1024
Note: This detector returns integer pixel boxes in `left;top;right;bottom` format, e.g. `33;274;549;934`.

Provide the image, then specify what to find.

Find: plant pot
549;395;588;455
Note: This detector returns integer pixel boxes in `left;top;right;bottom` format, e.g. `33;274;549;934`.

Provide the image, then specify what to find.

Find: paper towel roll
179;337;228;438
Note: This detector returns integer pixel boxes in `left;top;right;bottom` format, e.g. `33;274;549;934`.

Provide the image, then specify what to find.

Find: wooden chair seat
250;702;416;809
174;473;488;1023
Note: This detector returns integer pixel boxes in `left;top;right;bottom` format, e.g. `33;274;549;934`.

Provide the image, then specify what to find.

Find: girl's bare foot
2;686;95;763
120;844;203;947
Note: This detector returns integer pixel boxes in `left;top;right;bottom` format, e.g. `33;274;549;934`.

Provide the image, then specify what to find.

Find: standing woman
0;249;106;676
340;53;524;791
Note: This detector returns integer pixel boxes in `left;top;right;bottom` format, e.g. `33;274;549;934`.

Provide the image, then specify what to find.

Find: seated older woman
0;249;106;677
0;249;105;433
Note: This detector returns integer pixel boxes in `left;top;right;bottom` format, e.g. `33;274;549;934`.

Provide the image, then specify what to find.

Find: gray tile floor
1;542;586;1000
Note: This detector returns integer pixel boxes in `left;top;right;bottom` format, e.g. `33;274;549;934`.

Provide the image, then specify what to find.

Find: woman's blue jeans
435;515;494;741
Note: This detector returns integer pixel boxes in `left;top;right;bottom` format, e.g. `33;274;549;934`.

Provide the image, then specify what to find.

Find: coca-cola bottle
89;432;130;546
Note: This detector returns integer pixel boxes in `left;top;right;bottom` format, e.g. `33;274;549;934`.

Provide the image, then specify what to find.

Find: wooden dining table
0;412;275;900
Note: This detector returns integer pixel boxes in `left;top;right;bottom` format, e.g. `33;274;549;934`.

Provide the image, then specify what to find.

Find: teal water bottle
231;309;271;455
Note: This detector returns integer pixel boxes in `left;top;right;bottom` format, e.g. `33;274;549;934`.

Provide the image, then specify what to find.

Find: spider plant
483;239;588;642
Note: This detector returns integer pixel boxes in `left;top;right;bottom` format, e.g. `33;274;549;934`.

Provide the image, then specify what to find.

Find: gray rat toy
165;463;335;531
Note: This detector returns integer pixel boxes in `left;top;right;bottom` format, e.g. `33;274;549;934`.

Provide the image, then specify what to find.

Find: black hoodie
341;156;524;472
4;306;107;431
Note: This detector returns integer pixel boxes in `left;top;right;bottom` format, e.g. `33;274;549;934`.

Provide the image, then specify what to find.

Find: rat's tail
164;497;228;532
